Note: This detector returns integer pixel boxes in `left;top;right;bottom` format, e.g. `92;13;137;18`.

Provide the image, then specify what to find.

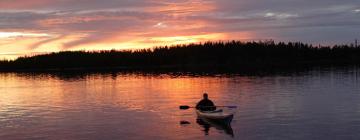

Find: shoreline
1;64;358;75
1;41;360;73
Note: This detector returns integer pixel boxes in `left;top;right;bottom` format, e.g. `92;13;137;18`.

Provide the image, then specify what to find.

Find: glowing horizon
0;0;359;59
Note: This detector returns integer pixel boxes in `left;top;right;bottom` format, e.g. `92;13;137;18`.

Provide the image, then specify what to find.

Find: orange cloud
148;0;216;16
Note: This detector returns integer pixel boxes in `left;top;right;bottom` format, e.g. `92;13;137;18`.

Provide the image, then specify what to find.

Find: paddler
196;93;216;111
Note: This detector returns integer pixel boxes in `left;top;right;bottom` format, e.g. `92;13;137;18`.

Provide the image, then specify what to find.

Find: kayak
196;109;234;125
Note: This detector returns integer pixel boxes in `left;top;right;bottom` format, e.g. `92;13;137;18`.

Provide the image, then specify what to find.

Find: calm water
1;68;360;140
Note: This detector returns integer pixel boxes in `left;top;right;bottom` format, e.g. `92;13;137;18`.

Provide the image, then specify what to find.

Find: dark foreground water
1;67;360;140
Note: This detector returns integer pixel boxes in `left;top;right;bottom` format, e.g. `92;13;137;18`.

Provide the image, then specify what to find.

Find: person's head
203;93;208;99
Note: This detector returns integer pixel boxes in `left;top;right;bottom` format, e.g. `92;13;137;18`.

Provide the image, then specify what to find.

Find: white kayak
196;109;234;125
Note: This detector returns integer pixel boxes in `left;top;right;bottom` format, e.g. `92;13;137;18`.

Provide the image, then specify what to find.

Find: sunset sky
0;0;359;59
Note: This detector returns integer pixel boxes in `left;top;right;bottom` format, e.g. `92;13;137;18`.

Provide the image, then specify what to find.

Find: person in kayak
196;93;216;111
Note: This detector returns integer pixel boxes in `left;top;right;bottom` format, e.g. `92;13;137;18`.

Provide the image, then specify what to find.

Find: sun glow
64;33;227;51
0;31;253;59
148;33;226;45
0;0;253;60
0;0;237;60
0;32;50;38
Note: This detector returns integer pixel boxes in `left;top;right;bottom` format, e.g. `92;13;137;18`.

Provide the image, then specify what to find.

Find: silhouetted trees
1;41;360;71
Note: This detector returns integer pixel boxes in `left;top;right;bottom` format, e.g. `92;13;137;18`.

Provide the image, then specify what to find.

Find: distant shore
1;41;360;72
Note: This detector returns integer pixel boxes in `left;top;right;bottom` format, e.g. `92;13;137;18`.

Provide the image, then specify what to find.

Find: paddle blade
227;106;237;108
179;105;190;110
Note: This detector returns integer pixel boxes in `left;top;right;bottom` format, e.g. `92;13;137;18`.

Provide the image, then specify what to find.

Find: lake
1;67;360;140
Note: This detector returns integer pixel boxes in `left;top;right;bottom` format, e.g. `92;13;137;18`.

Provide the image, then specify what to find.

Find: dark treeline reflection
1;41;360;72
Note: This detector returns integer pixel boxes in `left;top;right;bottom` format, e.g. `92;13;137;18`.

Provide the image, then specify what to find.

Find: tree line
0;40;359;71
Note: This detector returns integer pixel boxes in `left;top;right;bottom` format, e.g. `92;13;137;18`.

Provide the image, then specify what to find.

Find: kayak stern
196;110;234;125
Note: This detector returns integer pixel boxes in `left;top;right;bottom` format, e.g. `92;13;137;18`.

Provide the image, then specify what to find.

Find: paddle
179;105;237;110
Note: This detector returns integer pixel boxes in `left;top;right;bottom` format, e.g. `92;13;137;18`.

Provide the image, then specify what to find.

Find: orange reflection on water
0;73;249;138
0;73;247;112
112;75;236;111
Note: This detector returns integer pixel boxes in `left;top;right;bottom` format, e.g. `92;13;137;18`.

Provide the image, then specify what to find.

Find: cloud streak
0;0;359;58
27;34;66;50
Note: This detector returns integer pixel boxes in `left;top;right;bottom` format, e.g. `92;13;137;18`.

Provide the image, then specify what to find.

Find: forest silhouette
0;40;359;72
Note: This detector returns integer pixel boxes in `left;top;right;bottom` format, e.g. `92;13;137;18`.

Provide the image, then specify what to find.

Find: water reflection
196;118;234;137
4;66;360;81
1;67;360;140
179;119;234;137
